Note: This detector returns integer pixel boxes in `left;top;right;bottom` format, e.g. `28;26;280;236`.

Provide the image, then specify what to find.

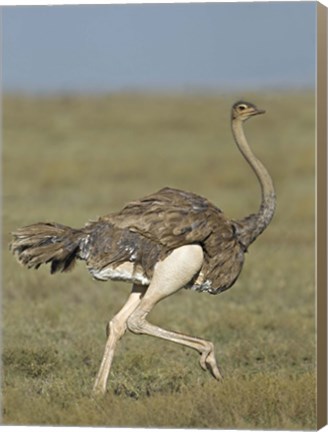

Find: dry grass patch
2;91;316;428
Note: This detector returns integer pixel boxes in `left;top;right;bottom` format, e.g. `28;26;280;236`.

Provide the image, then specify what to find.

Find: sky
2;2;316;94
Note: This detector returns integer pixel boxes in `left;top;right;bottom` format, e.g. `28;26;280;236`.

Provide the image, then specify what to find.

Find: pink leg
93;284;147;395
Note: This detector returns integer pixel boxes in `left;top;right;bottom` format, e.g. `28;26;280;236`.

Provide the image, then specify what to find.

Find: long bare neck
231;118;276;248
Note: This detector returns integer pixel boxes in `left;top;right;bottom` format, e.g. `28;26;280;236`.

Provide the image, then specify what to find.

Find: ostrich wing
85;187;242;291
101;187;231;251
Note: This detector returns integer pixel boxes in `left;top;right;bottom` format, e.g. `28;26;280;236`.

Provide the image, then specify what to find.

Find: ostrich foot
199;344;224;380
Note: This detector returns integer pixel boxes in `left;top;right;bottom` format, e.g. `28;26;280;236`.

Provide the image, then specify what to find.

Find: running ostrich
10;101;276;395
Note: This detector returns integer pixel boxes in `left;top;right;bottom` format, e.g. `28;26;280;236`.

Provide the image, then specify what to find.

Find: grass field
2;91;316;428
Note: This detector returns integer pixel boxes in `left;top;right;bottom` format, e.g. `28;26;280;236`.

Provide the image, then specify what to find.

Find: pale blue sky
3;2;316;93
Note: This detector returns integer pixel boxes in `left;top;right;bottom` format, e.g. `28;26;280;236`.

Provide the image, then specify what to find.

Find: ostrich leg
127;245;223;380
93;284;147;395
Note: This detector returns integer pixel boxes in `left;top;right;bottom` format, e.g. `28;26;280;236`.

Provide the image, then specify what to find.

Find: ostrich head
231;101;265;121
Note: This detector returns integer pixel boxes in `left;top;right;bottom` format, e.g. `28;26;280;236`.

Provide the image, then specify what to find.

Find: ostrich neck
231;118;276;248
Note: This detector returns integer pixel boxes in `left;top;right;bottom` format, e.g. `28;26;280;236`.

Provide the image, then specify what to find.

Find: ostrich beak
256;108;266;115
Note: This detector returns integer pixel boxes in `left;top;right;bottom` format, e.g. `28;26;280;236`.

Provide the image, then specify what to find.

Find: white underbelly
87;260;209;291
88;261;150;286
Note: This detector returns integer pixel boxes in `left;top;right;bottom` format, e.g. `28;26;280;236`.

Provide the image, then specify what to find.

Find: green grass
2;91;316;428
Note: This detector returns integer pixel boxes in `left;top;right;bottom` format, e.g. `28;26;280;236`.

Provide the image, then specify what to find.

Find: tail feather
10;222;84;274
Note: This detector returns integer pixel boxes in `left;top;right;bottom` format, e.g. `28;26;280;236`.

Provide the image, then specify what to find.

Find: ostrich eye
238;105;247;111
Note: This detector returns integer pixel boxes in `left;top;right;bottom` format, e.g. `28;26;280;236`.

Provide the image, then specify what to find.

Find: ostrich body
10;101;276;395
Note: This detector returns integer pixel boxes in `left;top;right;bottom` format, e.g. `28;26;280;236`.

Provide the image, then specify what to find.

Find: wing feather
100;187;227;250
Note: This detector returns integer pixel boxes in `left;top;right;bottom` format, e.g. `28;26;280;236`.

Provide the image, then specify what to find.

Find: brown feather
10;188;245;294
10;222;84;273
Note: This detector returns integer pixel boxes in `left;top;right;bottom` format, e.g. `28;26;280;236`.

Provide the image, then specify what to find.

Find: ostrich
10;101;276;395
